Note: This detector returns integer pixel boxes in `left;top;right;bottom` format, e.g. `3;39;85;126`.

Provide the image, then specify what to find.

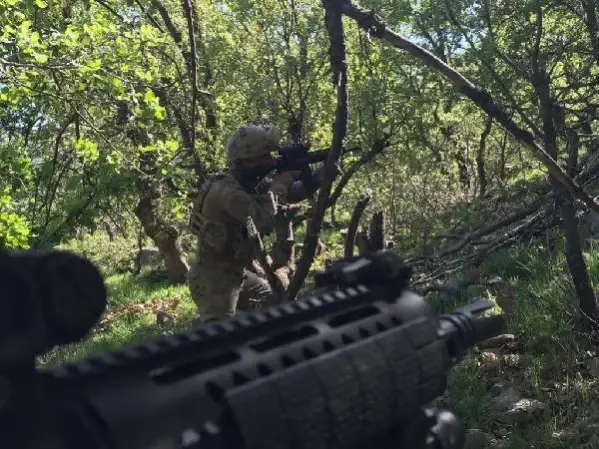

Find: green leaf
165;140;179;152
34;0;48;8
33;53;48;63
88;59;101;70
143;89;158;104
154;106;166;120
74;137;100;162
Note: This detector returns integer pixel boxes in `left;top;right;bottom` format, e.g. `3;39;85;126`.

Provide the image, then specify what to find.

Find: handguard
275;143;359;196
0;250;505;449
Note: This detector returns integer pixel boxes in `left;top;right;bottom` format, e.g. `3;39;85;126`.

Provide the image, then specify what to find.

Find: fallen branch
344;190;372;257
406;193;551;267
437;196;549;258
334;0;599;214
422;269;481;302
413;206;550;291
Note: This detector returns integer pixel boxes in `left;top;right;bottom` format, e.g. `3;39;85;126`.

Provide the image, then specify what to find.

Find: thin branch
181;0;198;152
91;0;125;22
134;0;165;32
441;0;543;138
328;137;389;208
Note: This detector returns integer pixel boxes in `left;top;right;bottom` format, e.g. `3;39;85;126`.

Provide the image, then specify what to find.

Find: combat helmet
226;124;281;165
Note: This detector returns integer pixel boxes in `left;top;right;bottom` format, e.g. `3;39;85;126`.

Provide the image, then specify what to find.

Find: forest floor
39;233;599;449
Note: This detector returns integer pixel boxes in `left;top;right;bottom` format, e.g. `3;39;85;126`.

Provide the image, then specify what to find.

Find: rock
489;382;508;397
480;351;500;371
579;423;599;449
488;384;547;425
585;357;599;377
156;311;176;327
489;384;521;407
137;247;162;268
144;270;170;284
578;212;599;240
487;276;504;285
498;398;546;424
478;334;516;350
490;281;518;316
464;429;494;449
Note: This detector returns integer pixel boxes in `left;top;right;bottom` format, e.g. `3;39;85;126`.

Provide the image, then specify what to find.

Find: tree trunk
533;55;599;322
330;203;338;228
368;211;385;251
560;194;597;320
127;126;190;284
561;129;598;320
344;193;389;257
477;117;492;198
454;149;471;191
103;221;115;241
134;196;189;284
499;128;508;182
344;191;372;258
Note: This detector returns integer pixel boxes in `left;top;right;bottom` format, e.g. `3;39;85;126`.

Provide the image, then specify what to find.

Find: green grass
38;269;198;367
427;240;599;448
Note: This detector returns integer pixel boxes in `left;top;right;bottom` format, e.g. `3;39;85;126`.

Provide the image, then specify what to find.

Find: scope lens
0;251;107;362
35;252;107;346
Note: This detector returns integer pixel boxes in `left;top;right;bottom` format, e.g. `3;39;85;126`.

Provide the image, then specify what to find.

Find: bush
57;232;138;277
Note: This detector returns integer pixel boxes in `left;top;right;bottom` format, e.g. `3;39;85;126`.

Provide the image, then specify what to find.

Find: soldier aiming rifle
188;124;340;323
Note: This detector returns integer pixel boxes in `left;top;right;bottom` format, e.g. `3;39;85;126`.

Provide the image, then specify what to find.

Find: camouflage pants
188;260;276;323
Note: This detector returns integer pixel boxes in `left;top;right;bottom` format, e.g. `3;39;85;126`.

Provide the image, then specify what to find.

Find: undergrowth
38;226;599;448
428;240;599;448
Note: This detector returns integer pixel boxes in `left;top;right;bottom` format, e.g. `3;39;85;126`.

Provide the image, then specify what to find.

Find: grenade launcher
0;249;505;449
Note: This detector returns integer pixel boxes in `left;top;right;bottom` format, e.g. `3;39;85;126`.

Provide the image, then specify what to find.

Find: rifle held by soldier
274;143;358;184
0;249;505;449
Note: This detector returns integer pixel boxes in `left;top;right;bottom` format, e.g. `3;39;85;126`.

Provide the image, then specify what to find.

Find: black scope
0;250;107;368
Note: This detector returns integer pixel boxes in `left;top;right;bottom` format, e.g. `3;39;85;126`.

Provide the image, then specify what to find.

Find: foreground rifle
0;249;505;449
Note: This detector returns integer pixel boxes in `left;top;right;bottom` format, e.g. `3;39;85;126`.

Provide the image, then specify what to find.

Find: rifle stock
0;250;505;449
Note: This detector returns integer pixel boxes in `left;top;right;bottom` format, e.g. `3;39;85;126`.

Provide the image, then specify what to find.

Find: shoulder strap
189;173;225;235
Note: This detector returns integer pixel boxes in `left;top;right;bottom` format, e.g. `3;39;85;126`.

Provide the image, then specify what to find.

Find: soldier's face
244;153;276;168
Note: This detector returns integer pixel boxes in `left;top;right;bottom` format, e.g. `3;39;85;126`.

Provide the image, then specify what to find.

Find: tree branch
285;0;349;301
333;0;599;214
181;0;198;152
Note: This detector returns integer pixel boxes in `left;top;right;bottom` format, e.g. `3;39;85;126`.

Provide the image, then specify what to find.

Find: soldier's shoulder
210;172;245;196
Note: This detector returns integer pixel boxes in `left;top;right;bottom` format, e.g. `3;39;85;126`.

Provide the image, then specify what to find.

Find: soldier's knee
256;278;273;299
200;316;226;325
198;298;235;321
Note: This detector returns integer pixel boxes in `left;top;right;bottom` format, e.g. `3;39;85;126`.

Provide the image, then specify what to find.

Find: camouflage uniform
188;125;293;322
